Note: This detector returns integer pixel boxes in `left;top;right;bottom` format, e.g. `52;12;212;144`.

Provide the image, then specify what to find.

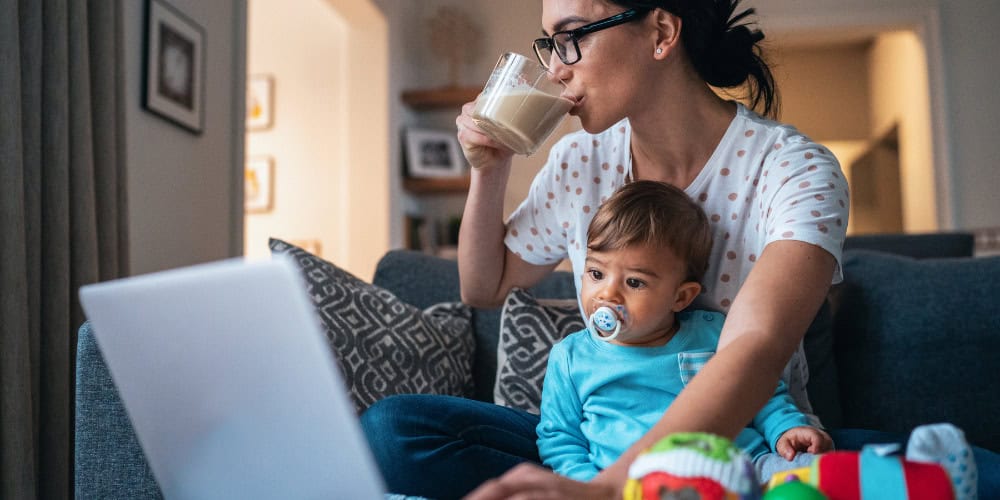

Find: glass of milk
472;52;574;156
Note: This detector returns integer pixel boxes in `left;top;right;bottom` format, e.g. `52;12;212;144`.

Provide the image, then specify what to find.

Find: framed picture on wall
405;128;466;178
246;74;275;131
289;239;322;256
142;0;205;134
245;156;274;213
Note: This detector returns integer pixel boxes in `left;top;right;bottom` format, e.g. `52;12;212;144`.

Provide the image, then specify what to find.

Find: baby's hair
587;181;713;283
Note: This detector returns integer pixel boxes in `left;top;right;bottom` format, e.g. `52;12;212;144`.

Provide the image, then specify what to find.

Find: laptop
78;256;386;500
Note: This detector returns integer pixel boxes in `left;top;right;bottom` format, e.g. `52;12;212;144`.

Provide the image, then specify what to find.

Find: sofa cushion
832;250;1000;451
495;288;584;413
269;239;475;412
372;250;577;402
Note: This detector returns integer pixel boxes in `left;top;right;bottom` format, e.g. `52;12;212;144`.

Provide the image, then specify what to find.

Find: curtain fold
1;0;127;497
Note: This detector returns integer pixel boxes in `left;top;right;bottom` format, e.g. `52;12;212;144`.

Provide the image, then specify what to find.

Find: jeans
361;395;1000;499
360;395;541;499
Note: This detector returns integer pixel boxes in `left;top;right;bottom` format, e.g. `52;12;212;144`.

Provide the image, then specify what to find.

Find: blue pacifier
589;305;623;341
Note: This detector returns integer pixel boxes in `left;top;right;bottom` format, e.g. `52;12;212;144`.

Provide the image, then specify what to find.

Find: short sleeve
760;140;850;283
504;141;573;266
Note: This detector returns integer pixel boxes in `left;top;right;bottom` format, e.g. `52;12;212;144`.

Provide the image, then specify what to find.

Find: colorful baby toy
623;424;976;500
623;432;761;500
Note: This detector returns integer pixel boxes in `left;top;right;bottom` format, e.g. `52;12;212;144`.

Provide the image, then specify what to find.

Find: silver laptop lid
79;256;385;500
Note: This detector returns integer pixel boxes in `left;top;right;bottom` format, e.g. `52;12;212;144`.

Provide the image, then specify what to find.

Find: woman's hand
456;99;515;171
775;426;834;460
463;463;621;500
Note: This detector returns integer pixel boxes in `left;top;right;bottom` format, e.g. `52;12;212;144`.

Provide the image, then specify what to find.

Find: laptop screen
79;256;386;499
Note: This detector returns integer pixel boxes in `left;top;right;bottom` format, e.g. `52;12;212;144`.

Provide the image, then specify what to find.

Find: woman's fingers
464;463;618;500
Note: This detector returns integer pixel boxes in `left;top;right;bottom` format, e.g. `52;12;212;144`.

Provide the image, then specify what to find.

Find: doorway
244;0;389;278
765;6;950;234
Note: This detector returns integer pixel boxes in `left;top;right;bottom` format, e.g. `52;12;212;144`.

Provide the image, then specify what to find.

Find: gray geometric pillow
269;238;475;413
495;288;585;414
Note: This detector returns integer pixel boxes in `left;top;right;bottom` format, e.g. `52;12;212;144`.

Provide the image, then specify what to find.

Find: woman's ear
652;9;683;59
672;281;702;312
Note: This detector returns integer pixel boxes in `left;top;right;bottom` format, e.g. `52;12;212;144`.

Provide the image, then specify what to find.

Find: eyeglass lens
534;33;577;69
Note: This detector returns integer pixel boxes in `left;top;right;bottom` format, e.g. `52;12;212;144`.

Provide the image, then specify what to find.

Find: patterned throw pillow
269;238;475;413
495;288;585;414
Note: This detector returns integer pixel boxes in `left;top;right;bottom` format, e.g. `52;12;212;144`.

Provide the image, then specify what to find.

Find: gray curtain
1;0;128;498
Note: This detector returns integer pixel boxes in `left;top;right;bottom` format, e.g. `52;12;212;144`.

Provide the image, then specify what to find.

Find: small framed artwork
289;239;322;256
245;156;274;213
405;128;466;178
142;0;205;134
246;74;274;131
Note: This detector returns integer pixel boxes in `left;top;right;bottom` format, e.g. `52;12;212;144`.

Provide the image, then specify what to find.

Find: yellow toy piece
765;466;811;490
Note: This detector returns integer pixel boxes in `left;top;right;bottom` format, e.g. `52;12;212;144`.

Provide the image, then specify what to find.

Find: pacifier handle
589;306;622;342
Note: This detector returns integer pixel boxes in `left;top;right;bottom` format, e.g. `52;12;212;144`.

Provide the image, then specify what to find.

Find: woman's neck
628;81;736;189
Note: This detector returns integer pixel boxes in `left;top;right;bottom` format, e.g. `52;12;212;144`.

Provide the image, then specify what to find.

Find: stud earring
656;48;663;54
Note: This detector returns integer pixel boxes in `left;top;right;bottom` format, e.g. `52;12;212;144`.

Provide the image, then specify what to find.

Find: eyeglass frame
532;8;653;69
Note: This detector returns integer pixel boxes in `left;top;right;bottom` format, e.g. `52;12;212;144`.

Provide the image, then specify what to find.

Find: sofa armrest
75;321;162;499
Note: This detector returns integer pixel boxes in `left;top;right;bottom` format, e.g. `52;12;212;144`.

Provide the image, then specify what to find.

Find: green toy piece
763;480;828;500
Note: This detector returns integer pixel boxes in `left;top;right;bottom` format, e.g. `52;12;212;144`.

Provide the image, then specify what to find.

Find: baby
536;180;832;483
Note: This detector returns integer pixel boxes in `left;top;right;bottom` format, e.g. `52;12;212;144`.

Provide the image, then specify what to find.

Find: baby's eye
625;278;645;289
588;269;603;281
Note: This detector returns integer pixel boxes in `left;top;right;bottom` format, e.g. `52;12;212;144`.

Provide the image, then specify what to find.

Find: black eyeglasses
532;8;652;69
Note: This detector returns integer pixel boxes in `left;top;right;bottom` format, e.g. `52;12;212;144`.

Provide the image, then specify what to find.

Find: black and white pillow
269;238;475;413
495;288;585;414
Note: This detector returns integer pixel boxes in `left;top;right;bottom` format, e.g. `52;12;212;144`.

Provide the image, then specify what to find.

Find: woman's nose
546;55;571;83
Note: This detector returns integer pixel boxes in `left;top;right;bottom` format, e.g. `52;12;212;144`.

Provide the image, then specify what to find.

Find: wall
372;0;575;251
756;0;1000;230
868;31;936;232
377;0;1000;240
122;0;245;275
770;42;871;142
245;0;389;279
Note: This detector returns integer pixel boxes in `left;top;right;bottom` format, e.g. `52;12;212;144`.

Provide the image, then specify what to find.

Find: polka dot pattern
503;105;849;338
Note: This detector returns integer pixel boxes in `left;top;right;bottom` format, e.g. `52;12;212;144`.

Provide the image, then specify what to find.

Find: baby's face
580;243;696;346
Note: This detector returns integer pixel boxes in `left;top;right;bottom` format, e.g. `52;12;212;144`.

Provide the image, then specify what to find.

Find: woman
363;0;847;498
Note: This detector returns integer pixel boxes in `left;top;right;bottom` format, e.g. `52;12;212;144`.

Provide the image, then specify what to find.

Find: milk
473;90;574;156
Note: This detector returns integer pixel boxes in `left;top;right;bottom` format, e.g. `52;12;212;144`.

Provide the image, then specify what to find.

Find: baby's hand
775;426;833;461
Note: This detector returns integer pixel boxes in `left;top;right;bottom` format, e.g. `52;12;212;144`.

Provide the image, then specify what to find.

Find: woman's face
540;0;655;133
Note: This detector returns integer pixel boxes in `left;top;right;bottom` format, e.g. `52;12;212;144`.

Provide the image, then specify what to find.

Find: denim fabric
360;395;541;499
754;451;818;484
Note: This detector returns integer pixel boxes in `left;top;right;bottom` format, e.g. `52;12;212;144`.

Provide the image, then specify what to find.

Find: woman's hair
611;0;779;118
587;181;713;283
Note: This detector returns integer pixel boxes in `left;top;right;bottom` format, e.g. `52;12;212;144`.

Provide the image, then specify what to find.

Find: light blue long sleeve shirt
536;310;809;481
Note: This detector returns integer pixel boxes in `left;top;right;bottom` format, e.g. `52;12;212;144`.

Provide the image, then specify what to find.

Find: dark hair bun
708;23;765;87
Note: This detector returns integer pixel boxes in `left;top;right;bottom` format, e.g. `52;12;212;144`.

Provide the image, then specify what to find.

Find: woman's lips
567;95;584;115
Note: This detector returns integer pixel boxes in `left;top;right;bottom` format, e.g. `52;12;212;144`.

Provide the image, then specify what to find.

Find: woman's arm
592;240;836;488
455;101;557;308
465;240;835;499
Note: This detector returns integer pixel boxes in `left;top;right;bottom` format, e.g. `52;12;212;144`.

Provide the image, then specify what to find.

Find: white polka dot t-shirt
504;103;849;424
505;102;848;310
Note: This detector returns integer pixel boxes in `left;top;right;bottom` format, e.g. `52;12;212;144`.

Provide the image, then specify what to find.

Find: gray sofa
75;233;1000;498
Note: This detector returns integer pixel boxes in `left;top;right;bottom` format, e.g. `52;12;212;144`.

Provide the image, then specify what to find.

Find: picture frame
289;239;322;256
142;0;205;134
404;128;466;178
245;156;274;213
246;74;274;131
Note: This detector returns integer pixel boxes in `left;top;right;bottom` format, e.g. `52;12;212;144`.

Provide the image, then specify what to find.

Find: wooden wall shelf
401;86;481;110
403;176;471;194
